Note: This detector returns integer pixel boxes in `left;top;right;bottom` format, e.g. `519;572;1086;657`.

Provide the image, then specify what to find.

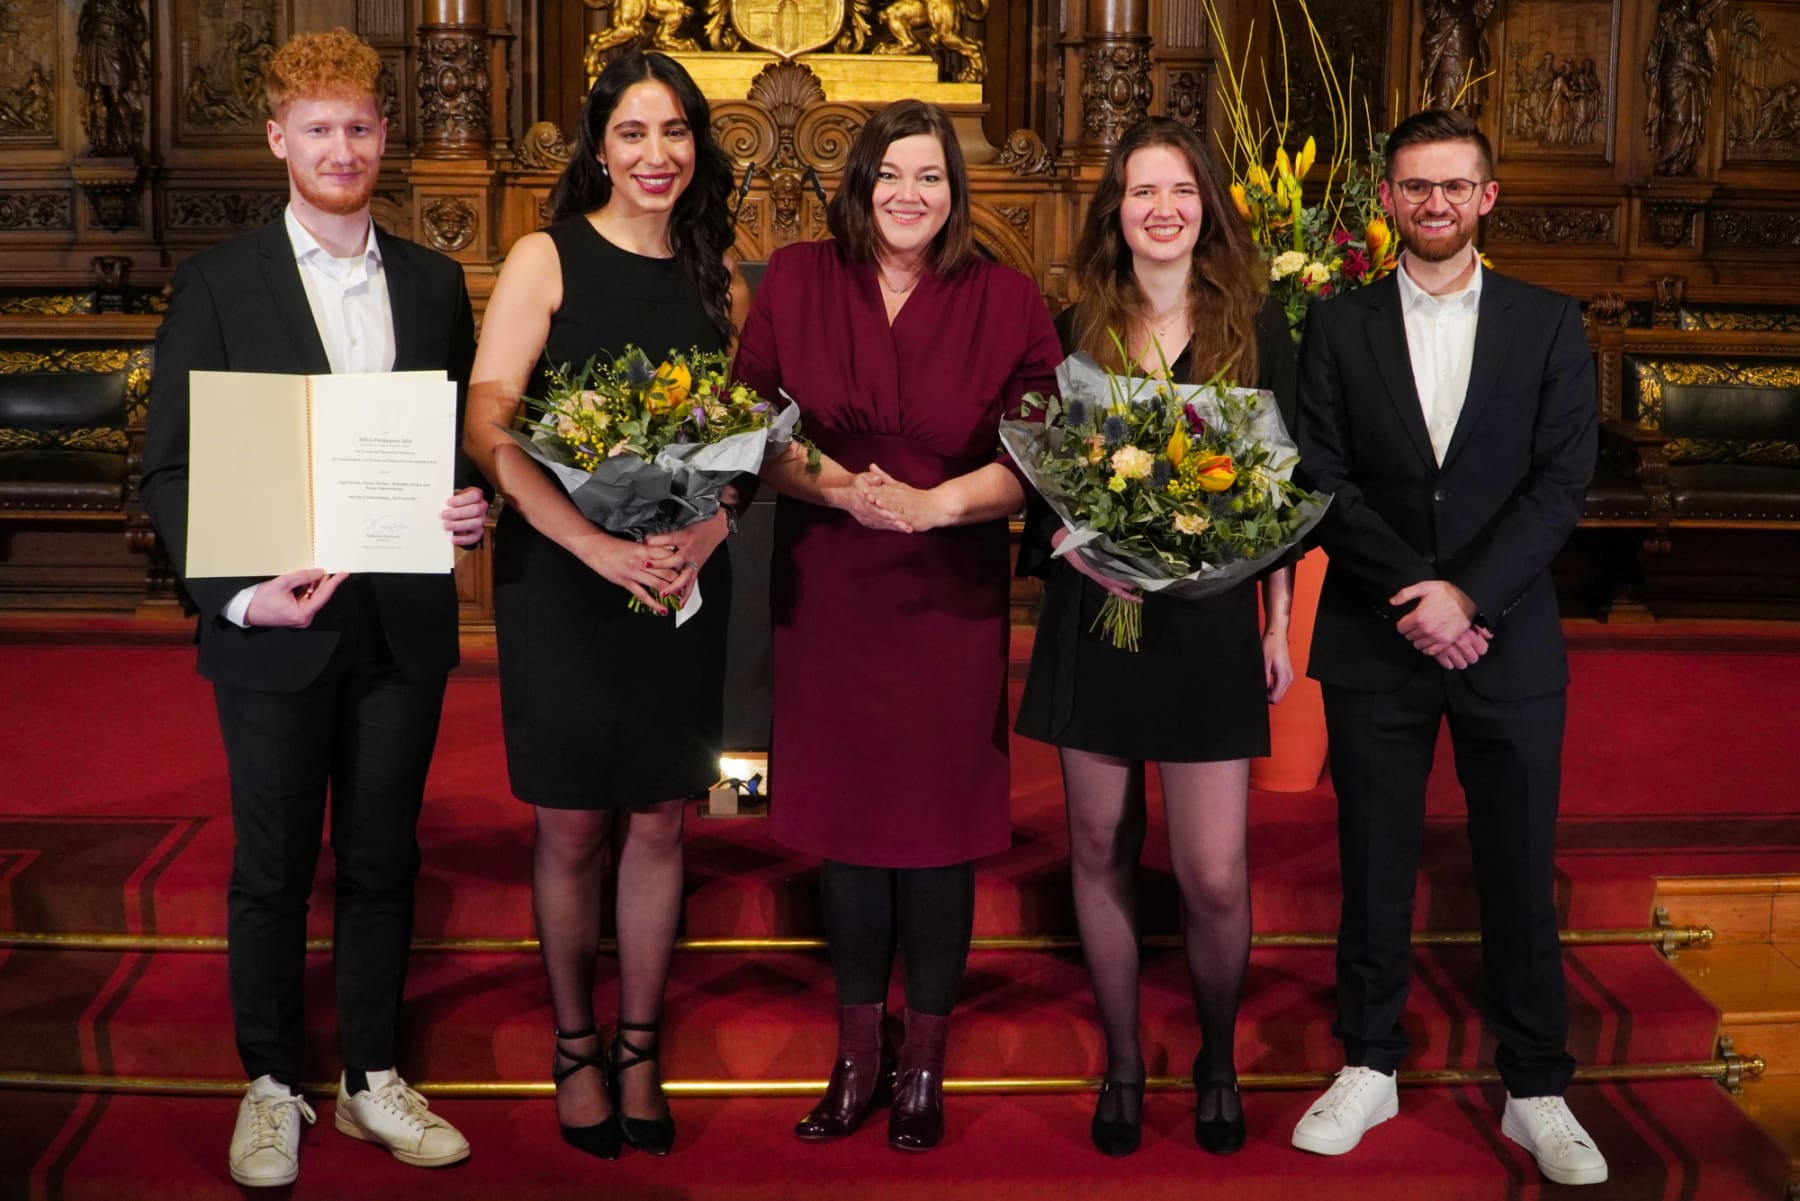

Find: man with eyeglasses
1288;109;1605;1186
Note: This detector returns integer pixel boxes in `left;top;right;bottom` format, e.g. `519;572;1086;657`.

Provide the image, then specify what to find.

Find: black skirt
1014;560;1270;763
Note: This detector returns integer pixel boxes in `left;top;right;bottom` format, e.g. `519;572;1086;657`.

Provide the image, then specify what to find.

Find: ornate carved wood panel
1273;0;1388;159
1725;3;1800;166
0;1;58;146
1497;0;1617;164
174;0;283;144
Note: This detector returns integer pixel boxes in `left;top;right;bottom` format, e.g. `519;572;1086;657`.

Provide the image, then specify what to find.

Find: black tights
1061;750;1251;1113
818;859;975;1016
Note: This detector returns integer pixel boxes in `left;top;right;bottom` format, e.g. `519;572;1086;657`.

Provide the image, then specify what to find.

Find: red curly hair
264;28;382;118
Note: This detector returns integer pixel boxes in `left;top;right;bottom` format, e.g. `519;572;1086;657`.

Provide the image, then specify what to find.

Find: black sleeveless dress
1013;300;1296;763
493;217;731;809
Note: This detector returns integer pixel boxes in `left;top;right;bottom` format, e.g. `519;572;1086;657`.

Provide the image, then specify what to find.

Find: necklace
879;264;924;294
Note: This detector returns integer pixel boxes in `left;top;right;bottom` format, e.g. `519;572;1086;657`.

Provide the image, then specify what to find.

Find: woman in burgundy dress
734;99;1060;1152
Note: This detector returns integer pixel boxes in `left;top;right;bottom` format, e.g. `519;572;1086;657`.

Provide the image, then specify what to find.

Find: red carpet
2;635;1797;1198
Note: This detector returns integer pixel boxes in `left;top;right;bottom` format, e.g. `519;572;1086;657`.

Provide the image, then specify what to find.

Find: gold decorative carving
1678;308;1800;332
515;121;573;171
585;0;701;82
0;427;129;453
180;3;278;133
872;0;988;83
723;0;845;56
0;191;73;231
995;129;1054;176
0;296;87;316
76;0;150;157
1486;206;1614;244
1645;0;1725;176
1727;6;1800;161
1420;0;1496;115
0;347;151;424
1628;357;1800;467
422;197;479;252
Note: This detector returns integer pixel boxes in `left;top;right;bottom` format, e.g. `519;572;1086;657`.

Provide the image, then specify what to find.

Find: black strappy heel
553;1025;621;1160
606;1020;675;1156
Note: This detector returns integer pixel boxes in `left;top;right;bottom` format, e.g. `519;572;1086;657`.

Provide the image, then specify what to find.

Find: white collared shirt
225;209;397;627
1396;246;1482;465
284;205;395;376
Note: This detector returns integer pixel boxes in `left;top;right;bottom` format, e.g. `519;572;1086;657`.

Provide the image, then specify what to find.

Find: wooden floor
1662;876;1800;1196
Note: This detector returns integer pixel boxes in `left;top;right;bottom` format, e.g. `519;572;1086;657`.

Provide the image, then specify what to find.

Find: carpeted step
1;1080;1788;1201
0;943;1722;1086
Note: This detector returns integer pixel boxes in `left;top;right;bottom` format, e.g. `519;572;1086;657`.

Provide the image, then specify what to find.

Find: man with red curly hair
141;28;483;1187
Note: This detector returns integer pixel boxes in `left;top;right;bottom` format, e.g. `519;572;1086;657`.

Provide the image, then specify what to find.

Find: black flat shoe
1090;1080;1144;1157
607;1020;675;1156
552;1025;621;1161
1193;1082;1246;1155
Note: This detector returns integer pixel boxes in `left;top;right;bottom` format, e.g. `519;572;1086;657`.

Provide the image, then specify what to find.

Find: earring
599;161;609;177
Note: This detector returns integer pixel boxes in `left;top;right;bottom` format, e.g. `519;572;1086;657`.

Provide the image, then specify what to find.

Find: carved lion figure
874;0;989;84
584;0;700;83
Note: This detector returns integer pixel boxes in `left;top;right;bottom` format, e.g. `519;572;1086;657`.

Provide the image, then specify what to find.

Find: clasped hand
1390;579;1491;670
836;462;955;534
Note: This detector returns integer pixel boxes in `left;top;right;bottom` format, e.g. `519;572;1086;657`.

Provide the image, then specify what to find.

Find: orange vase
1250;547;1330;792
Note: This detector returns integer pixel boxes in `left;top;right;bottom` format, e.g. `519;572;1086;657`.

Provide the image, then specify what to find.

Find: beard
292;167;377;217
1400;220;1476;264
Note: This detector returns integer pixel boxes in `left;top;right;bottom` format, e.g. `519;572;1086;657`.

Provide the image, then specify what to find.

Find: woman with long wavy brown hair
1016;115;1298;1157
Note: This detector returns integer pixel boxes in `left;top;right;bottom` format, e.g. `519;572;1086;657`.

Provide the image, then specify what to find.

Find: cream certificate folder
186;370;456;577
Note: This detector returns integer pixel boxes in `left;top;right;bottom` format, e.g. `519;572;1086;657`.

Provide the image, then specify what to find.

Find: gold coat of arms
716;0;847;58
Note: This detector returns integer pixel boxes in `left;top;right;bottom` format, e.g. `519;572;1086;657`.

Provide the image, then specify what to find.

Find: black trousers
213;589;447;1088
1323;667;1576;1097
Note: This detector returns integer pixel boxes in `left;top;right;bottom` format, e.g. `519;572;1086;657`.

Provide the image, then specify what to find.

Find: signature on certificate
364;514;412;540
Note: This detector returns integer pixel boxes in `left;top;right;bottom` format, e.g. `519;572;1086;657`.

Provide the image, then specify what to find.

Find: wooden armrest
1600;418;1671;447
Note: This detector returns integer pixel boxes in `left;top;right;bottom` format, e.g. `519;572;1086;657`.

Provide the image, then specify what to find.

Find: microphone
730;161;757;223
802;165;828;209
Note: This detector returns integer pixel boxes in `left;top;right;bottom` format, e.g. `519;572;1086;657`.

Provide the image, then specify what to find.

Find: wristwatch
722;505;740;536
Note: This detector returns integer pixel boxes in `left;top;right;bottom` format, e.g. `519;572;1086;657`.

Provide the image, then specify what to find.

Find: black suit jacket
140;218;477;692
1294;268;1596;699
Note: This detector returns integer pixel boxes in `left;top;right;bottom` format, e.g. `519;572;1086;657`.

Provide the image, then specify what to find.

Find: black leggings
818;859;975;1016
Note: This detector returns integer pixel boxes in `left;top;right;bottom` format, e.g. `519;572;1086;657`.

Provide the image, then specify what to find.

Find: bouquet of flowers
1204;0;1398;336
502;345;806;611
1001;352;1331;651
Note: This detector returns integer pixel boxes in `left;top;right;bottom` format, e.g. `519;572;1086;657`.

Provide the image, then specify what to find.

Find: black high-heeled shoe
1090;1079;1145;1157
1192;1070;1246;1156
606;1020;675;1156
552;1025;621;1160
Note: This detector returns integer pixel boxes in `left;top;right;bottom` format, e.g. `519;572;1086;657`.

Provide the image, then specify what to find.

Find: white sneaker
229;1076;316;1187
1502;1094;1609;1185
1290;1066;1400;1155
335;1069;470;1168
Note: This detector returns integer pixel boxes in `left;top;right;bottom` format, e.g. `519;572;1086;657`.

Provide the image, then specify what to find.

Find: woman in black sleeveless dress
1013;118;1296;1158
463;52;749;1160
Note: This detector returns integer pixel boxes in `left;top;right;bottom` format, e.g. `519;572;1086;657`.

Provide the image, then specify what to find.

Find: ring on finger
683;559;701;571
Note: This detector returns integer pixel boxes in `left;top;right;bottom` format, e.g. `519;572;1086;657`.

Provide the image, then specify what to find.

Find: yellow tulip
1248;164;1271;192
1166;426;1189;467
1275;147;1293;181
1229;183;1251;219
647;361;692;414
1296;135;1317;178
1365;216;1389;257
1194;454;1238;492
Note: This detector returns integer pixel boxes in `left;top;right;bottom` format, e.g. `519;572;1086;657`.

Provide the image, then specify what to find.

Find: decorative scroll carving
584;0;701;82
1645;0;1725;176
515;121;573;171
422;197;478;252
1166;68;1206;131
995;204;1030;236
996;129;1054;176
1711;210;1800;247
872;0;989;83
1486;206;1614;244
0;191;73;231
418;27;491;155
181;4;278;132
76;0;150;157
1420;0;1496;115
168;191;286;229
749;57;828;126
1080;42;1153;152
1727;6;1800;161
1584;292;1631;328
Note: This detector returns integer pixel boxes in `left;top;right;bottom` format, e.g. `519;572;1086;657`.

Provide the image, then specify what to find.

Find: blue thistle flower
1066;397;1088;427
1103;414;1127;447
1151;458;1172;487
624;349;654;385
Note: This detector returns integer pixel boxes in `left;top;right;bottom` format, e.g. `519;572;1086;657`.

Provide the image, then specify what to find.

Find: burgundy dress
734;240;1061;868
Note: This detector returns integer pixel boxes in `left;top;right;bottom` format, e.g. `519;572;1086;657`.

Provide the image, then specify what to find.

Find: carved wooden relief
1725;4;1800;164
0;1;57;143
1420;0;1496;115
1163;66;1207;132
419;26;491;155
1498;0;1615;161
1080;42;1154;152
1277;0;1387;158
1711;209;1800;247
0;191;74;231
167;190;286;230
1485;204;1617;245
422;196;478;251
1644;0;1725;176
76;0;151;157
176;0;281;141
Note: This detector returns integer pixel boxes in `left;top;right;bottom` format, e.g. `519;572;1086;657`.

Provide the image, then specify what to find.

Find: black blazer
1294;269;1596;699
140;218;477;692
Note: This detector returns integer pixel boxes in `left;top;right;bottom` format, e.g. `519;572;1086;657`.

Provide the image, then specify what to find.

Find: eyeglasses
1391;178;1485;205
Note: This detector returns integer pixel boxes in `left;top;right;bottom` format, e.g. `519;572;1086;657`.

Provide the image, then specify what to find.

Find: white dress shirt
1395;246;1483;465
224;208;397;626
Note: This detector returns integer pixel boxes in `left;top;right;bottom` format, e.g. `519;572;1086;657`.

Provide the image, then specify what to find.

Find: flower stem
1092;595;1143;652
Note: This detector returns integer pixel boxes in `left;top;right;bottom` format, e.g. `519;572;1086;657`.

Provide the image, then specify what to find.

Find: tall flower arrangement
1203;0;1397;335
